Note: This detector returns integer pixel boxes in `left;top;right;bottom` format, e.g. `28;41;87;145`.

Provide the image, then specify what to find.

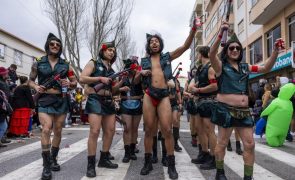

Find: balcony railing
250;0;293;24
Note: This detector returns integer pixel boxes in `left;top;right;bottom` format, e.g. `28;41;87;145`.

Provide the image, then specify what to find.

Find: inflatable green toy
260;83;295;147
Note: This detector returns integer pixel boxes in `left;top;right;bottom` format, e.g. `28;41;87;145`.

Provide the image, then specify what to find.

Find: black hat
220;33;243;63
44;33;62;57
123;56;139;69
99;40;117;64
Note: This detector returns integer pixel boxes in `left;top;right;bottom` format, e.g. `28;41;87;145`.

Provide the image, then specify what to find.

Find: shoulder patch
36;57;42;61
64;59;70;64
161;52;170;60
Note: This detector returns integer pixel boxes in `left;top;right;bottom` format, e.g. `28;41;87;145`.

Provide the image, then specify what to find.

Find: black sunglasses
228;46;241;51
49;42;61;47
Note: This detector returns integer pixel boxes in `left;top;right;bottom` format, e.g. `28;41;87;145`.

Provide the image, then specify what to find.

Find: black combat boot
173;127;182;152
191;151;210;164
167;155;178;179
227;141;232;151
140;153;153;175
130;143;137;160
122;145;131;163
200;155;216;170
86;155;96;177
158;131;162;141
107;151;115;160
98;151;118;169
244;175;253;180
161;138;167;166
41;151;52;180
152;136;158;163
236;141;243;155
50;146;60;171
215;169;227;180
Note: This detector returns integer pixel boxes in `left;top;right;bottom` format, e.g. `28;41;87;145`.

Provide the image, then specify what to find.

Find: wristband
218;34;222;39
251;65;259;73
67;70;74;77
192;27;197;31
209;79;217;84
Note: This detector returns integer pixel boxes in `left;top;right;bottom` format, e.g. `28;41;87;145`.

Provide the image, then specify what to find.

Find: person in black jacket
9;76;35;137
8;64;19;84
0;67;11;148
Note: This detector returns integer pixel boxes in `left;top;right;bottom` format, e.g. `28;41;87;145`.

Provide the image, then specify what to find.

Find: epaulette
35;57;42;61
64;59;70;64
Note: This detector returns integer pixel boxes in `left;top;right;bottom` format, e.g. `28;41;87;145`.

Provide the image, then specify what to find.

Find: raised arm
249;39;282;74
170;28;196;61
208;22;228;76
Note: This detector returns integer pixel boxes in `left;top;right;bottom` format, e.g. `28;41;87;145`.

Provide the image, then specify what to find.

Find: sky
0;0;195;77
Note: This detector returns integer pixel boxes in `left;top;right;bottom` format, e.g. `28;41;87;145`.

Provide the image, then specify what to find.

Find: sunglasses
228;46;241;51
49;42;61;47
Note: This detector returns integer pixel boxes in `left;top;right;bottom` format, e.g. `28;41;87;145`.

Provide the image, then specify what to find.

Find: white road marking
255;143;295;168
0;137;66;164
163;141;206;180
224;150;283;179
0;138;101;180
81;138;141;180
65;127;191;133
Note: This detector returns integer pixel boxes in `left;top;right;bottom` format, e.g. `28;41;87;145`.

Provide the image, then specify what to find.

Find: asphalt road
0;114;295;180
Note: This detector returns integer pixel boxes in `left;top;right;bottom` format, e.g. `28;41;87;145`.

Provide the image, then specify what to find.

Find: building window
211;12;218;29
266;25;281;57
288;14;295;47
0;44;5;60
249;37;263;65
218;1;225;19
238;0;244;8
251;0;258;8
14;50;23;66
205;25;210;38
238;19;244;35
242;48;246;63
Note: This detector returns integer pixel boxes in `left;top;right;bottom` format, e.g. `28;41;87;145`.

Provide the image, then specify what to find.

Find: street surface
0;113;295;180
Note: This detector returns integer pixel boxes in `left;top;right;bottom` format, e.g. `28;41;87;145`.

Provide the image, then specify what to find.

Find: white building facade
0;28;45;78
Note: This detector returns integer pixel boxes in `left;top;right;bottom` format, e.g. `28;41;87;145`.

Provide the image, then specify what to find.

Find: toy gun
33;68;67;104
93;63;140;92
174;68;182;78
221;0;233;47
172;62;182;75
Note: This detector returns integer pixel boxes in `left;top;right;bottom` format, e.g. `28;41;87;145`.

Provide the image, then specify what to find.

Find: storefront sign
249;50;293;79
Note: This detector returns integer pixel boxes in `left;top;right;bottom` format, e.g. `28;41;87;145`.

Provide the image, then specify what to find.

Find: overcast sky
0;0;195;76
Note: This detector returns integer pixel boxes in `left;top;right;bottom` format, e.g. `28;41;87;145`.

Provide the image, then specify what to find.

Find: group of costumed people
29;17;286;180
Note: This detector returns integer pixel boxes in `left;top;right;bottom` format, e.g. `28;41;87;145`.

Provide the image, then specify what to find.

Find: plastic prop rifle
221;0;233;47
172;62;182;75
93;63;140;92
33;68;67;104
174;68;182;78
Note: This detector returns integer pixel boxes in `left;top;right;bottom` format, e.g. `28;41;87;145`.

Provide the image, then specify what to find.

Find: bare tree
115;28;136;71
87;0;134;61
43;0;135;77
44;0;87;77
